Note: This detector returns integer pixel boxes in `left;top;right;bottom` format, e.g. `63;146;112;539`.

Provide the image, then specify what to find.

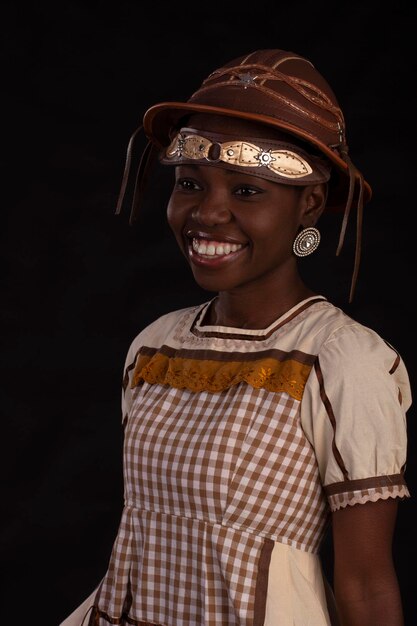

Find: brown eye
176;178;201;191
234;185;261;197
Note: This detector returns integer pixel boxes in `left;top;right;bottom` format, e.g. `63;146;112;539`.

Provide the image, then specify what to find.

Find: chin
190;270;232;294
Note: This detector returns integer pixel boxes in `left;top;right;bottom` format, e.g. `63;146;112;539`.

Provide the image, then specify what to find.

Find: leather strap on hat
195;62;345;141
161;128;332;185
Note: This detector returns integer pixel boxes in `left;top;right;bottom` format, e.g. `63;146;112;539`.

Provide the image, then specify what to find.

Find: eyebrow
174;164;273;187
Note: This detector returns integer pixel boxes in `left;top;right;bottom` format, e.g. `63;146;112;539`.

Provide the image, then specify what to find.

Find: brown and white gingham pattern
95;382;328;625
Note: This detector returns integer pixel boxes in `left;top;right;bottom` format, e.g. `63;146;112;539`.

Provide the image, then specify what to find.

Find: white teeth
192;238;243;257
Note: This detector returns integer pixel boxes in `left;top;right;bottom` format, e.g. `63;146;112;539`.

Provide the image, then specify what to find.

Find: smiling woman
165;115;328;319
61;49;411;626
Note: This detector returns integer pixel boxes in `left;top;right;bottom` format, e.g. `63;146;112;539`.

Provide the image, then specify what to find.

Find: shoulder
307;300;397;358
319;303;400;366
311;302;411;410
125;302;207;359
290;299;396;364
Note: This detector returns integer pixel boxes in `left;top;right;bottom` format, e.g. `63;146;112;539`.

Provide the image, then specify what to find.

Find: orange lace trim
131;353;312;400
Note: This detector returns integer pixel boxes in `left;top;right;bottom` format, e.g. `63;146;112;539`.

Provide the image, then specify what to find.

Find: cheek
242;213;295;244
166;197;181;230
242;211;300;260
166;198;188;249
166;199;175;229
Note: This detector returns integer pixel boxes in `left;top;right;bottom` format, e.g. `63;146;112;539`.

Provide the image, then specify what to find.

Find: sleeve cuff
324;474;410;511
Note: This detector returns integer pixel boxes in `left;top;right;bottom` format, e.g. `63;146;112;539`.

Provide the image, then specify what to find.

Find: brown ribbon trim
325;473;407;496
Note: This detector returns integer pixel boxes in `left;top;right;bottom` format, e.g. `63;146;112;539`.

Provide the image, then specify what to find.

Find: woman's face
166;115;324;295
167;163;314;295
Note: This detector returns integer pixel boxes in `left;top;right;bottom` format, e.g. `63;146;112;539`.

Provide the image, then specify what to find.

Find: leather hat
142;49;371;213
117;49;370;300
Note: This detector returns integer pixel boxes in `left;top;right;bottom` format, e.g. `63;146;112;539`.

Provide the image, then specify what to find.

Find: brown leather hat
117;49;370;301
143;49;371;213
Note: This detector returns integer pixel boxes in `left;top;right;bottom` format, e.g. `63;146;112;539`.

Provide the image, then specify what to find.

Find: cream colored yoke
61;296;411;626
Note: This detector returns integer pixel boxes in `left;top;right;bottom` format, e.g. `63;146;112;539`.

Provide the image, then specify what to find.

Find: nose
192;191;232;227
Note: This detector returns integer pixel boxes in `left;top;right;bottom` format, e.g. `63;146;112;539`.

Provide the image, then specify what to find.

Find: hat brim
143;101;372;211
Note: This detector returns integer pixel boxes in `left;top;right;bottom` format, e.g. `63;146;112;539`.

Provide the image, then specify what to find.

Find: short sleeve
120;326;151;425
300;322;412;511
121;337;140;425
118;307;191;425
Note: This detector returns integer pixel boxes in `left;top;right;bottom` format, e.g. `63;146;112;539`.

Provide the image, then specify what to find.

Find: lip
187;238;248;269
185;229;247;247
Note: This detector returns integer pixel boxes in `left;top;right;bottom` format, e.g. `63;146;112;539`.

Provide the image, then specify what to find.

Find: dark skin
332;499;404;626
168;163;322;328
167;114;405;625
168;114;324;329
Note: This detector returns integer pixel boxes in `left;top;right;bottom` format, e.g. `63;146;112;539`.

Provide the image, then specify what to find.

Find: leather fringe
336;144;364;302
115;125;144;216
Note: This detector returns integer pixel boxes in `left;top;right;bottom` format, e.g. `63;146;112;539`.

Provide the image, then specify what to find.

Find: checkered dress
89;296;410;626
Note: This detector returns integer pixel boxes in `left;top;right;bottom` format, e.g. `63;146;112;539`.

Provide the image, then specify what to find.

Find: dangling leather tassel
348;172;364;303
129;140;159;225
335;144;365;302
115;125;144;216
336;147;356;257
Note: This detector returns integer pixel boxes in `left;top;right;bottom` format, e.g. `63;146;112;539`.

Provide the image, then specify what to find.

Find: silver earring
293;227;320;257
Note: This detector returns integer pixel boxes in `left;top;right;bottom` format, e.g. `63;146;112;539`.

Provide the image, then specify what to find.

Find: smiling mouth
191;237;245;258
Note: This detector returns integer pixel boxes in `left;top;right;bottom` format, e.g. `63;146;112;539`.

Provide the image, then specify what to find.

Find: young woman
61;49;411;626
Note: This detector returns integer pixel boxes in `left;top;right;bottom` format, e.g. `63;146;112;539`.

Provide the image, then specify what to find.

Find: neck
208;279;318;329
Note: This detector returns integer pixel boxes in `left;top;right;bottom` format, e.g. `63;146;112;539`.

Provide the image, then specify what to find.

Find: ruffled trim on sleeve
325;475;410;511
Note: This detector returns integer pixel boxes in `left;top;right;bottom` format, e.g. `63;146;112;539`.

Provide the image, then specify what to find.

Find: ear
299;183;328;227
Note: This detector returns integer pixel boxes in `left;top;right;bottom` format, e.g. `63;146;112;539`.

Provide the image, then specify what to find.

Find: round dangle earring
293;227;321;257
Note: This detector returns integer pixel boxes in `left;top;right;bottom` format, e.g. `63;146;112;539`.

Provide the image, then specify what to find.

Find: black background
1;2;416;624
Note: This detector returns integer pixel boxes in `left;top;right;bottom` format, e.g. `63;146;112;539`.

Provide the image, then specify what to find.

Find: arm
332;498;404;626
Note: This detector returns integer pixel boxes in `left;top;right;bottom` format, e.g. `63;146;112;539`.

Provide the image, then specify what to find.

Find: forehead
174;163;291;190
